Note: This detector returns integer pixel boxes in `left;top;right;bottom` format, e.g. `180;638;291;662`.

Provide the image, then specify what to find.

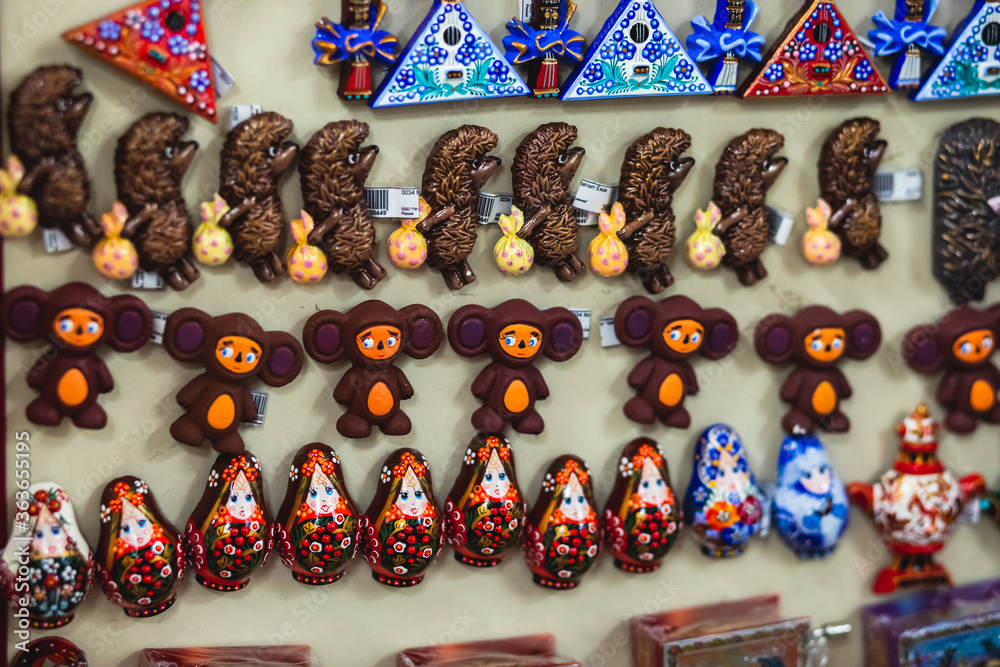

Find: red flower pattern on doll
604;509;628;554
738;497;762;525
444;497;466;548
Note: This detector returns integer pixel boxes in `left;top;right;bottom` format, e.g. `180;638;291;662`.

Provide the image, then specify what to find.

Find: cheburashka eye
504;335;515;346
961;342;973;355
670;330;681;340
221;346;235;358
245;352;257;364
86;322;100;334
528;337;538;347
985;336;994;349
810;339;823;351
363;338;374;349
832;338;843;350
387;336;398;347
59;319;73;332
690;332;701;344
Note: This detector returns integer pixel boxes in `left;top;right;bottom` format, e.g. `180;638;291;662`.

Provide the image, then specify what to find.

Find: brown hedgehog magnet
512;122;586;283
616;128;695;294
818;117;888;270
1;282;153;429
303;300;442;439
163;308;304;453
114;112;201;291
218;112;298;283
8;65;98;247
711;128;787;287
299;120;386;290
418;125;502;290
448;299;584;435
755;306;881;435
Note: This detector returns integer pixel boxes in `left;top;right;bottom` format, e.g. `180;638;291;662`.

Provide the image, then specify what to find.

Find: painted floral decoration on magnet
388;197;429;270
93;201;140;280
802;199;840;266
0;156;38;238
588;202;629;277
192;194;234;267
286;210;329;285
494;206;534;276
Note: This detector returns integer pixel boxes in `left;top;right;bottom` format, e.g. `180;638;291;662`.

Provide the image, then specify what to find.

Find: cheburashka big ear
448;305;493;358
614;296;658;348
754;314;798;365
105;295;153;353
163;307;214;363
399;305;442;360
1;285;50;342
902;323;944;374
542;307;583;362
699;308;739;360
302;310;349;365
842;310;881;360
257;331;304;387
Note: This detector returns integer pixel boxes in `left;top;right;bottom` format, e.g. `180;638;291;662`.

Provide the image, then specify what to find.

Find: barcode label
243;391;268;426
365;187;419;218
211;56;236;98
129;269;165;290
599;316;620;347
477;192;514;224
875;168;922;202
43;228;75;254
519;0;532;22
573;180;618;213
569;308;591;340
149;310;169;344
575;208;598;226
227;105;262;130
766;206;794;246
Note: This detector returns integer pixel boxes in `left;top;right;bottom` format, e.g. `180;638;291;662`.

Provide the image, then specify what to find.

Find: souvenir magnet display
163;308;304;452
587;202;629;278
418;125;502;290
96;476;183;618
359;449;442;587
687;0;766;94
444;433;525;567
932;119;1000;304
494;206;534;276
0;483;92;629
868;0;946;89
276;444;360;584
218;112;298;283
755;306;881;434
739;0;889;97
1;283;153;429
285;211;329;284
388;197;430;270
186;453;273;591
523;456;601;589
684;202;725;270
801;199;841;266
901;305;1000;433
561;0;711;100
0;157;38;238
847;404;985;594
603;438;681;573
312;0;399;101
773;435;849;558
614;295;739;429
512;123;586;282
683;424;766;559
818;117;888;269
448;299;584;435
503;0;585;98
114;112;201;291
93;201;140;280
710;128;787;286
299;120;385;290
192;194;234;266
63;0;219;122
302;301;442;439
7;65;96;246
616;128;694;292
370;0;530;108
914;0;1000;101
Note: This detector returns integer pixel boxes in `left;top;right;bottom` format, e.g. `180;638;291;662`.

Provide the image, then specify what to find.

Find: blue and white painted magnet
370;0;530;108
687;0;766;94
868;0;946;89
914;0;1000;101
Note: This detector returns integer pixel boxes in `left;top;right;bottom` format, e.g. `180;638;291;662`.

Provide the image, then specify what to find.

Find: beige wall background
4;0;1000;664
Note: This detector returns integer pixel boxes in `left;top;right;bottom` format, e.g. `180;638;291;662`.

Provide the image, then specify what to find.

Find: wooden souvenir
96;476;183;617
914;0;1000;101
185;452;272;591
217;112;298;283
7;65;97;246
603;438;681;572
163;308;304;453
511;123;586;282
687;0;767;94
114;112;201;290
868;0;946;89
359;449;442;587
1;283;153;429
444;433;525;567
448;299;584;435
502;0;585;98
848;404;985;594
275;444;360;585
614;295;739;429
755;305;881;434
0;483;92;628
11;638;88;667
312;0;399;101
523;456;601;589
302;300;442;439
299;120;386;290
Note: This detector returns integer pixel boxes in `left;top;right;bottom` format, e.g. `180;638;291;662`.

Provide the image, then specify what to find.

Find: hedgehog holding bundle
712;128;787;287
818;117;888;270
8;65;99;247
114;112;200;291
218;112;298;283
418;125;502;290
616;128;695;294
512;122;586;283
299;120;385;290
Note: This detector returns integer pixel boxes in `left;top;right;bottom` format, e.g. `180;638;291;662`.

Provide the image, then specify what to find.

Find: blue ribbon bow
502;11;585;65
868;0;945;56
686;0;765;63
312;15;398;66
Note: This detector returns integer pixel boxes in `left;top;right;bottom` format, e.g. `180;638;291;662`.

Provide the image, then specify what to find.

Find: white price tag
366;187;420;218
243;390;268;426
42;228;75;254
572;180;618;213
599;316;620;348
211;56;236;98
476;192;514;225
874;168;922;202
574;208;599;226
227;105;262;130
129;269;165;290
149;310;168;345
518;0;532;22
569;308;591;340
962;497;982;524
765;206;794;246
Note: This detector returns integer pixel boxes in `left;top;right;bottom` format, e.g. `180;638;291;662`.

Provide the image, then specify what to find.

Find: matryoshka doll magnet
185;453;272;592
275;444;360;585
523;456;601;589
96;477;183;618
603;439;681;573
444;433;525;567
359;449;442;587
683;424;766;559
0;483;92;628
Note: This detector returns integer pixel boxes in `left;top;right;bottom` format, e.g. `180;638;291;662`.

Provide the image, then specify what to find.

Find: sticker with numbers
572;180;618;213
42;228;75;254
575;208;598;226
569;308;592;340
227;104;262;130
129;269;165;290
149;310;169;345
599;316;620;348
874;169;922;202
211;57;236;98
766;207;794;246
243;391;269;426
477;192;514;225
366;187;420;218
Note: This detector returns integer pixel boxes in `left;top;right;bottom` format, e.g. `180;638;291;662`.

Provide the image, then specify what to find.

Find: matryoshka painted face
226;471;258;521
559;473;590;523
800;464;831;495
53;308;104;347
216;336;262;374
31;507;69;558
306;468;340;516
119;499;154;550
356;325;402;361
395;468;428;517
804;327;845;363
481;449;510;500
953;329;994;364
499;324;542;359
715;450;747;493
637;458;668;506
